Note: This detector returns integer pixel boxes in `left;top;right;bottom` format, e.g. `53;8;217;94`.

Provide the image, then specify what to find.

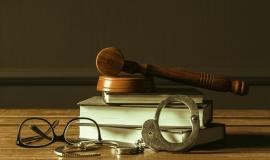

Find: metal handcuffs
142;95;200;152
54;95;200;157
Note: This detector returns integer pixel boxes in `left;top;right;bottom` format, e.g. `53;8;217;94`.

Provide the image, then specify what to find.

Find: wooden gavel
96;47;249;95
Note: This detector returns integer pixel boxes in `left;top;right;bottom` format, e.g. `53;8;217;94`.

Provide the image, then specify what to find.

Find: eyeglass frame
16;117;102;148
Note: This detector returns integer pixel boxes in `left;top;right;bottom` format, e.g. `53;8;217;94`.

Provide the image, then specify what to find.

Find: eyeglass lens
64;118;99;144
19;119;54;147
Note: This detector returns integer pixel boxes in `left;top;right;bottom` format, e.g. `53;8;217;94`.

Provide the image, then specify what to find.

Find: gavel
96;47;249;95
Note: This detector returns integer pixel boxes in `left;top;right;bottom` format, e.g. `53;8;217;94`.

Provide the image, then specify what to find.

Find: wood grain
0;109;270;159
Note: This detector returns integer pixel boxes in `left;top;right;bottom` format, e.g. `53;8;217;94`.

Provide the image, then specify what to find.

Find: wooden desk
0;108;270;160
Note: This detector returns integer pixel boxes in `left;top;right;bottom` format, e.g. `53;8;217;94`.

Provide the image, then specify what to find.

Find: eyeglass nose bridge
53;134;66;142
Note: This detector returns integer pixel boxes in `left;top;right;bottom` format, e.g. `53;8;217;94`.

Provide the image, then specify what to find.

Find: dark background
0;0;269;108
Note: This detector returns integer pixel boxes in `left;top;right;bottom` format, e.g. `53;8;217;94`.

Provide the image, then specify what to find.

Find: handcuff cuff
54;139;145;157
142;95;200;152
54;95;200;157
54;141;101;157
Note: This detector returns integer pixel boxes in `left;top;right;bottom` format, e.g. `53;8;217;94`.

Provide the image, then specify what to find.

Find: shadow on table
190;134;270;153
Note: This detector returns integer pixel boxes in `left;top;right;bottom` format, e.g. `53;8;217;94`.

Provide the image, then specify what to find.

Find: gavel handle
123;61;248;95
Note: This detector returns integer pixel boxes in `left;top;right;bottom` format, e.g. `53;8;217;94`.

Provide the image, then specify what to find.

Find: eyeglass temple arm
30;125;52;140
21;120;59;143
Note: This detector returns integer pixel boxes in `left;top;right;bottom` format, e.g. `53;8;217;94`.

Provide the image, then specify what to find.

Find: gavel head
96;47;125;76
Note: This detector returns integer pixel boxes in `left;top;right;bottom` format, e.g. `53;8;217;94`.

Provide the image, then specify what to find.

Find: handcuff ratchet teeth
142;95;200;152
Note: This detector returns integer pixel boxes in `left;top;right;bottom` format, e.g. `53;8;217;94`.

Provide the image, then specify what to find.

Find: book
102;88;203;104
79;96;212;128
80;123;225;145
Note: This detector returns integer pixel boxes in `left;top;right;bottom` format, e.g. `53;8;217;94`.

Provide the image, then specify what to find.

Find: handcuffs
54;95;200;157
54;139;144;157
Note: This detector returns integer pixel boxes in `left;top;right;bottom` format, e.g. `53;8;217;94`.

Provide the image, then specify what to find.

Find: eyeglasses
16;117;102;148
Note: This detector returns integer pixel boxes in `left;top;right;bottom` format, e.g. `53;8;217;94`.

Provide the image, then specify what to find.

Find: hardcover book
102;88;204;104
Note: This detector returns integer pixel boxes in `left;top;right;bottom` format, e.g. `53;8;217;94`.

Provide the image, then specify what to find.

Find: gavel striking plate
96;75;155;93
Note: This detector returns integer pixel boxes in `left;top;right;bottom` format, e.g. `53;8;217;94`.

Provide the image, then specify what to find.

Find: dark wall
0;0;269;108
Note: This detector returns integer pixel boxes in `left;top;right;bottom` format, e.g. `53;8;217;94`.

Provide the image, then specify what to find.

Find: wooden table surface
0;108;270;160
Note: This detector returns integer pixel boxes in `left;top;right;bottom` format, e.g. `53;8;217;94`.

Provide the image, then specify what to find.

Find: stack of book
78;88;225;146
